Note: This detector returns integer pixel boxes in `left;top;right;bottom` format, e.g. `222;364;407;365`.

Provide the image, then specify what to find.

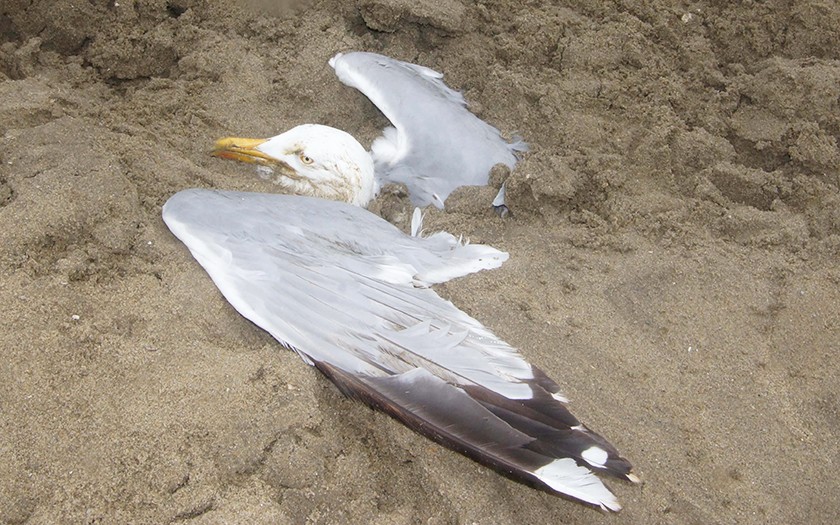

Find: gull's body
165;56;636;510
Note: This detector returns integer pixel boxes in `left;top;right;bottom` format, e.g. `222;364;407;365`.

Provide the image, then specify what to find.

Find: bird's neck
312;173;376;207
352;173;377;207
323;151;376;207
274;160;375;207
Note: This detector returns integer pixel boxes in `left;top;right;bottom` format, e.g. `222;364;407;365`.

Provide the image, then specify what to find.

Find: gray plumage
330;51;526;208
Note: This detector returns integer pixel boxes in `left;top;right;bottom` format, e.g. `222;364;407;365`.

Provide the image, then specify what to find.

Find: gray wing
330;51;526;208
163;189;634;510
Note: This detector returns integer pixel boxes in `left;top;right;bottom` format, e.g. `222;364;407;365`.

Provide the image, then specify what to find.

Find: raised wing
330;51;526;208
163;189;634;510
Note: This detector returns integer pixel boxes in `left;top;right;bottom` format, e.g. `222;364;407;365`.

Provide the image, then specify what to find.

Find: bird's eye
299;153;314;165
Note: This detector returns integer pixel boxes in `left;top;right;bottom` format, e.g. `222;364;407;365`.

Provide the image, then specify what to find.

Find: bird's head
212;124;377;207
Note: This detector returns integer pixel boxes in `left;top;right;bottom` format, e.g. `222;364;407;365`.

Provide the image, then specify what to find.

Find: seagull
212;51;526;209
164;121;637;511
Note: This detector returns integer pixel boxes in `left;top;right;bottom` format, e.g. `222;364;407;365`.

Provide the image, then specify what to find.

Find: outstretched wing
163;189;634;510
330;51;526;208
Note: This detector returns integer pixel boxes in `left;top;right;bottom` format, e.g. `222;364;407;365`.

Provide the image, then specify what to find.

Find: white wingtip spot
533;458;621;511
552;392;569;403
581;446;609;468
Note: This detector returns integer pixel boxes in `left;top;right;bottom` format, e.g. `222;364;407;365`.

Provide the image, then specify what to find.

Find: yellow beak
212;137;275;166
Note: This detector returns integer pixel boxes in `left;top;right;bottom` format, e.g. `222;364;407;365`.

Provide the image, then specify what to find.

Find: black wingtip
311;360;634;510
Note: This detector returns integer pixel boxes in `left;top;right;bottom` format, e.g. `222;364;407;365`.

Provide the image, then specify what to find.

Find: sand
1;1;838;523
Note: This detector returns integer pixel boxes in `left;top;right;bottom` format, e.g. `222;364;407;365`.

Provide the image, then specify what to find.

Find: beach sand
1;1;838;523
